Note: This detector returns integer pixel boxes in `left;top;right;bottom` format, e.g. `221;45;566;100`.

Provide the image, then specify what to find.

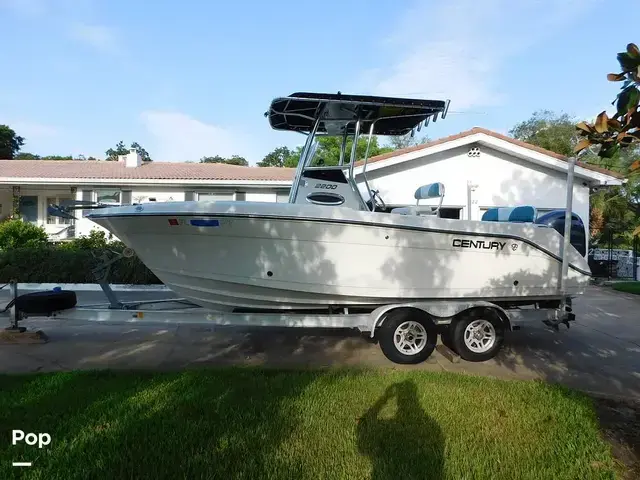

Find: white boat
73;92;591;313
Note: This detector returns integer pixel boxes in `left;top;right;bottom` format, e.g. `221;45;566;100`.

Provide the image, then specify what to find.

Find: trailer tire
15;290;77;315
378;309;437;364
451;309;505;362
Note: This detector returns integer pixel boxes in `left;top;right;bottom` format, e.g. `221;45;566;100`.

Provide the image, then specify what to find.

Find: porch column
11;186;20;220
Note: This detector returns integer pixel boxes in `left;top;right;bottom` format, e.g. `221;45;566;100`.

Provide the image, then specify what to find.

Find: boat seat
391;182;445;217
481;206;537;223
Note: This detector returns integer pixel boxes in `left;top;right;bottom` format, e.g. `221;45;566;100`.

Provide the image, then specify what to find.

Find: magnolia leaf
628;87;640;113
576;121;593;133
616;87;636;116
618;132;635;145
617;52;638;71
618;53;640;74
594;111;609;133
627;43;640;58
630;159;640;172
607;117;622;129
574;138;592;153
607;72;626;81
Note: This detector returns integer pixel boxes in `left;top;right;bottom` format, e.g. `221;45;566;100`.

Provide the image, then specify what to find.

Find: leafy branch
575;42;640;172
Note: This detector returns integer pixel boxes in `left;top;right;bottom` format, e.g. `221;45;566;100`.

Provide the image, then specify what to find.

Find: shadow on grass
357;381;443;480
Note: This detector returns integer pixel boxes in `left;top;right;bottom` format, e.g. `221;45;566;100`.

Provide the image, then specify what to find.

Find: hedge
0;246;161;285
0;220;160;285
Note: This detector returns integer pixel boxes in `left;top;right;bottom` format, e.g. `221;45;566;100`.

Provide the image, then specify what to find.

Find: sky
0;0;633;164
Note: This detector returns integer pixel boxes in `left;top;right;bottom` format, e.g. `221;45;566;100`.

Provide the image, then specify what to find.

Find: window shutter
82;189;93;216
121;190;132;205
185;191;195;201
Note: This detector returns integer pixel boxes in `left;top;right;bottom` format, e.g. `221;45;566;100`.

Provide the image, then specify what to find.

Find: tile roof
359;127;625;179
0;127;625;182
0;160;296;181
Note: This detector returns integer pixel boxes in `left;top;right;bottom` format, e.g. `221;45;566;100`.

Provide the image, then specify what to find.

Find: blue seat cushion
414;182;444;200
481;206;536;223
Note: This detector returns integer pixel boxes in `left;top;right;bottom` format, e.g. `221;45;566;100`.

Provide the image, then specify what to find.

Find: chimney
125;148;142;168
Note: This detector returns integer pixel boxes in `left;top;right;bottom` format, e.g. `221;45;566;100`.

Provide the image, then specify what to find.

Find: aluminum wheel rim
393;321;427;355
463;319;496;353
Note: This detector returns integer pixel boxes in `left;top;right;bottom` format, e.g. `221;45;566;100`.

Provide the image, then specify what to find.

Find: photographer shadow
357;380;444;480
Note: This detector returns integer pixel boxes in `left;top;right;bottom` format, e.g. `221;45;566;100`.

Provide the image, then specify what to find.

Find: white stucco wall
357;144;591;247
245;190;277;202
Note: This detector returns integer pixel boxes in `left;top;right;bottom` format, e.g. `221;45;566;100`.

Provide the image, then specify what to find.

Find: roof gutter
0;178;294;187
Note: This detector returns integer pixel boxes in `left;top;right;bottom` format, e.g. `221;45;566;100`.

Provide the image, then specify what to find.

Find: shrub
63;229;111;250
0;245;161;284
0;219;49;250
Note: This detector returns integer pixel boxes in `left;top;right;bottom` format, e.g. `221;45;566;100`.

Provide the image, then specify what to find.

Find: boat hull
88;201;591;311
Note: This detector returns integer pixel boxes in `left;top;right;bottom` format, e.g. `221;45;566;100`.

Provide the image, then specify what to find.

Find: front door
19;196;39;223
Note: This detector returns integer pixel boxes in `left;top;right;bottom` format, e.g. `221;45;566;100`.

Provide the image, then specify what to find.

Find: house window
96;189;121;205
46;196;74;225
197;192;234;201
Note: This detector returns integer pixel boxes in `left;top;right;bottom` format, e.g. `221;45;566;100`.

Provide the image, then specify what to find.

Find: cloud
140;111;256;163
8;120;60;140
69;22;120;54
361;0;602;111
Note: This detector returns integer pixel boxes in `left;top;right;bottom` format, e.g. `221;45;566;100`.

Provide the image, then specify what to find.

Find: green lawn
612;281;640;295
0;369;620;480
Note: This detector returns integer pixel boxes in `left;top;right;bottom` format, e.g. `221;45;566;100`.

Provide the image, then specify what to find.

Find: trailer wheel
378;309;437;364
15;290;77;315
451;309;505;362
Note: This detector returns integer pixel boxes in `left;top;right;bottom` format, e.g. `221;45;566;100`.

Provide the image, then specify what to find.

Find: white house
0;150;293;239
0;127;624;250
355;128;624;251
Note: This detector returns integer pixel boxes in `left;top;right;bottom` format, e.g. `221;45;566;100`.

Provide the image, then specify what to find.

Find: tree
199;155;249;166
314;135;394;166
387;133;430;150
258;146;299;168
105;141;152;162
509;110;581;157
41;155;73;160
0;125;25;159
575;42;640;239
14;152;41;160
575;43;640;163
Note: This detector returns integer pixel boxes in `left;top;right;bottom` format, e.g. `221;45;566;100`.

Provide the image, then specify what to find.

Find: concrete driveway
1;285;639;399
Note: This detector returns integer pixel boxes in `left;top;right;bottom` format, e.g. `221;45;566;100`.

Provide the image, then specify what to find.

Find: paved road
1;285;639;399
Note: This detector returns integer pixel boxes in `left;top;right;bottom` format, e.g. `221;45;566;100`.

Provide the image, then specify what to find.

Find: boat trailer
1;269;575;365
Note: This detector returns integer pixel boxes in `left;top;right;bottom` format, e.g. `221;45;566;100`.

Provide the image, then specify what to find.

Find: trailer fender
368;301;512;339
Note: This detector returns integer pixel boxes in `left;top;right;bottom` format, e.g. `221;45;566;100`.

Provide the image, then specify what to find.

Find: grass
0;368;620;480
612;281;640;295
